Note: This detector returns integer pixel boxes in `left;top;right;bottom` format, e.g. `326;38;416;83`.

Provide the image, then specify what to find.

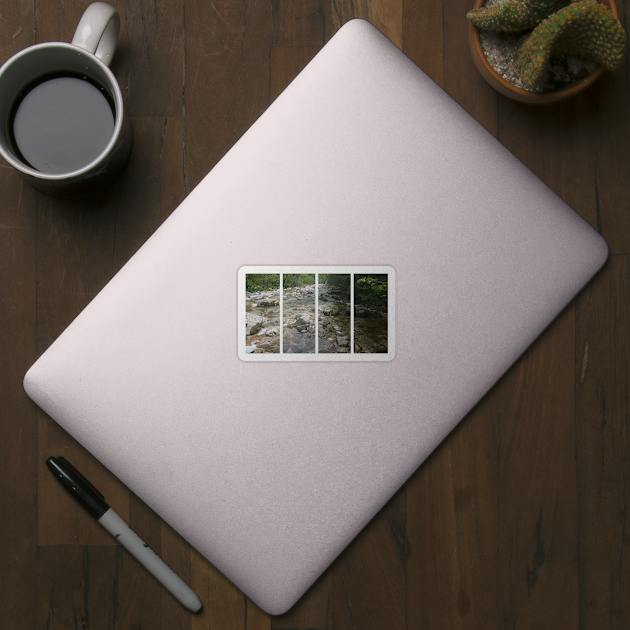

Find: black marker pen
46;456;202;612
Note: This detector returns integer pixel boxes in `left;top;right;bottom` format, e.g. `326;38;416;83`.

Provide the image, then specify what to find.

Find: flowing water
318;284;351;353
245;283;387;354
282;285;316;354
354;309;388;353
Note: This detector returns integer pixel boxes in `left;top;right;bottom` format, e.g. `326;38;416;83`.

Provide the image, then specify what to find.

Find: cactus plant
467;0;568;33
516;1;627;85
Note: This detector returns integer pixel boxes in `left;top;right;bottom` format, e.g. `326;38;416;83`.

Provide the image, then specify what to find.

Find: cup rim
0;41;125;180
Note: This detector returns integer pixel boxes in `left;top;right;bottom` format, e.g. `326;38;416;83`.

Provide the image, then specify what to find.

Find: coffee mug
0;2;132;197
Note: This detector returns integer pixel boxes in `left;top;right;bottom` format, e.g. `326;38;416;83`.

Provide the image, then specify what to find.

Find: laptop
23;19;608;614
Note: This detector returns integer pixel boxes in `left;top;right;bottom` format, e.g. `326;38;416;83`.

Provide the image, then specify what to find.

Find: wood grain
184;0;272;191
0;4;39;630
190;549;247;630
407;391;498;629
497;305;578;629
443;0;497;132
272;573;332;629
403;0;444;87
270;47;321;103
1;0;629;627
36;545;118;630
126;0;184;117
332;0;402;47
271;0;331;46
576;256;630;629
331;486;408;630
0;154;38;630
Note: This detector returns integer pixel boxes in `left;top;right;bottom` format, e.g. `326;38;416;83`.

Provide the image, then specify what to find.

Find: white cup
0;2;132;197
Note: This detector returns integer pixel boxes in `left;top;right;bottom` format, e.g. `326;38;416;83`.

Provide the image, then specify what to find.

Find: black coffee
10;73;115;174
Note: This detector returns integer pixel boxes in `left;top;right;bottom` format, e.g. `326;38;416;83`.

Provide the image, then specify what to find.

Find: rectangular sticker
238;266;395;361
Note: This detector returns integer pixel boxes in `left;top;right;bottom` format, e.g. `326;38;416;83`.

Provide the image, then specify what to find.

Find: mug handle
71;2;120;67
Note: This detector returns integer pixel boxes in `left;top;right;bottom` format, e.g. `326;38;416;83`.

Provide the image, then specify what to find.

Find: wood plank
331;486;407;630
271;0;331;47
407;391;499;629
112;116;185;270
575;256;630;629
126;0;184;117
0;5;39;629
493;47;630;255
443;0;497;132
3;0;627;627
159;117;187;221
0;0;36;55
247;598;272;630
36;545;118;630
270;47;321;103
331;0;402;48
582;72;630;254
496;96;598;223
497;305;578;628
190;548;248;630
0;140;38;630
271;573;332;629
184;0;272;192
402;0;444;88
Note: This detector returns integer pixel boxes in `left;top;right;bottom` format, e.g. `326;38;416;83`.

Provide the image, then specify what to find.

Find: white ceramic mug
0;2;131;197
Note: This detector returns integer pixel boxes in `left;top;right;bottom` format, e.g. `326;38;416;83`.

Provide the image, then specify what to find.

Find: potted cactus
467;0;627;102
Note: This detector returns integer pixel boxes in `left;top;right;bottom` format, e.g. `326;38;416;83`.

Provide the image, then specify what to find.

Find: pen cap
46;456;110;519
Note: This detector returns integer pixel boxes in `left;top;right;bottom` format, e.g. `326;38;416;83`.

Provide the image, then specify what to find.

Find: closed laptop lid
24;19;607;614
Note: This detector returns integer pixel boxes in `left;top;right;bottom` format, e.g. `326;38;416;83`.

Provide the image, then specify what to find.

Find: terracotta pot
468;0;619;103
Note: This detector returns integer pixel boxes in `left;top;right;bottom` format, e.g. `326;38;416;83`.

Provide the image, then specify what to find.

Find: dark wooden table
1;0;628;628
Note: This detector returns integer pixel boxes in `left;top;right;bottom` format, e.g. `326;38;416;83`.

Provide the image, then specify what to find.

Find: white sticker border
238;266;395;362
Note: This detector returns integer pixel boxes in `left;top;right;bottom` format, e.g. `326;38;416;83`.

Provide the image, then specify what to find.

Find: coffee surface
12;75;115;174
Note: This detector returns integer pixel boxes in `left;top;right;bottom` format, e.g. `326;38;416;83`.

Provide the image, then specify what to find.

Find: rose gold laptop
24;19;607;614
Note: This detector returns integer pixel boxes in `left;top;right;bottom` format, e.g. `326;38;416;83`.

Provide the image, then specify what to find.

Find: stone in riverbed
250;321;263;335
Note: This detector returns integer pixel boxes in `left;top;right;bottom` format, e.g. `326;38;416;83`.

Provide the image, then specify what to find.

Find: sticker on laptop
238;266;395;361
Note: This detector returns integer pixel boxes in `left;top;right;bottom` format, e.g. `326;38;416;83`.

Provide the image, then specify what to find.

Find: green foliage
467;0;568;33
354;275;388;308
283;274;315;289
246;274;279;292
320;274;351;299
517;1;627;85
